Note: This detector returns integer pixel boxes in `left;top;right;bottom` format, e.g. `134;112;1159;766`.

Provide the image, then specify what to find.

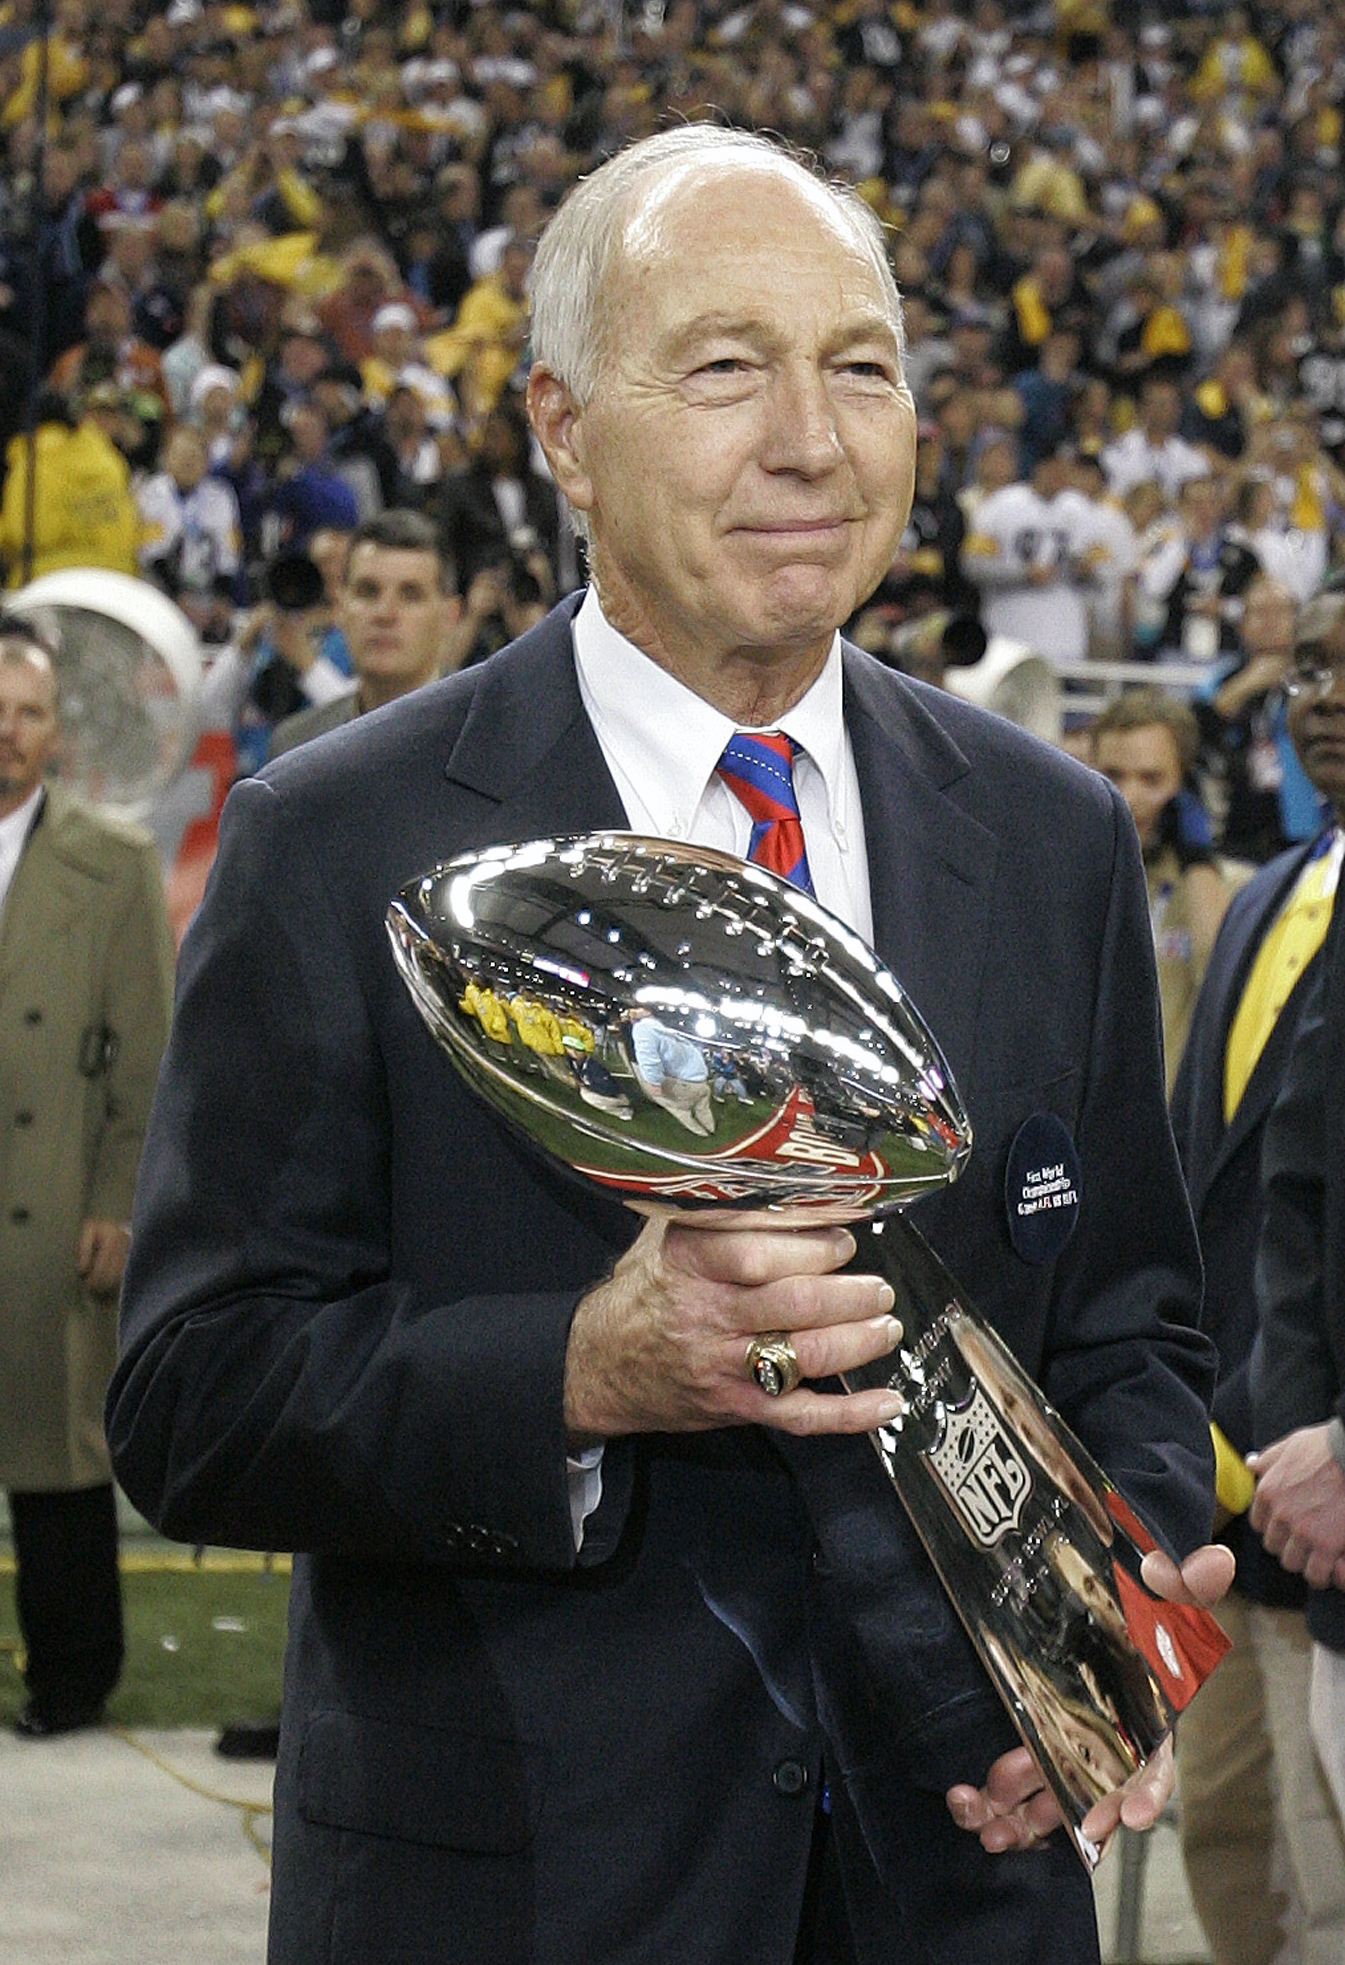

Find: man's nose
762;364;844;474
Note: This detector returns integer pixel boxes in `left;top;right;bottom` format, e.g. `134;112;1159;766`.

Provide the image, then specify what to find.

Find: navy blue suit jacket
1255;886;1345;1651
109;602;1215;1965
1170;838;1326;1606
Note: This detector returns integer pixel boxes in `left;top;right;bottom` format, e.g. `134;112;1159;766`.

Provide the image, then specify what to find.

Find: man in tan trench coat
0;616;174;1736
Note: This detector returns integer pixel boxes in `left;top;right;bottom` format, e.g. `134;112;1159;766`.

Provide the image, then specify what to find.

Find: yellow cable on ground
110;1724;274;1866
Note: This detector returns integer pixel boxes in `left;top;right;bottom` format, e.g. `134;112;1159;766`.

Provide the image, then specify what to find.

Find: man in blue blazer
108;128;1227;1965
1170;589;1345;1962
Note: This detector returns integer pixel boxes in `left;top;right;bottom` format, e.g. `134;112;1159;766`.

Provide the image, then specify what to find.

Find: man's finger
668;1220;857;1288
1139;1543;1235;1605
754;1381;907;1438
746;1311;903;1392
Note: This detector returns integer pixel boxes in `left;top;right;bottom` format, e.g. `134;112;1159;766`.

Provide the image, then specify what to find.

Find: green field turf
0;1550;290;1729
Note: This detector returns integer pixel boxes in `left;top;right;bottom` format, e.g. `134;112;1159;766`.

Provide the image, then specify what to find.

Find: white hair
530;124;906;407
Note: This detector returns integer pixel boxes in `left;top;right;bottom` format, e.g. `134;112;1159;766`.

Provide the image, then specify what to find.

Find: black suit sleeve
107;774;624;1569
1252;942;1339;1447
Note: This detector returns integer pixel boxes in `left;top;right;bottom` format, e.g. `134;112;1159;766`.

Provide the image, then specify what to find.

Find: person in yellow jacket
0;392;139;588
425;239;532;419
508;993;564;1057
460;981;512;1046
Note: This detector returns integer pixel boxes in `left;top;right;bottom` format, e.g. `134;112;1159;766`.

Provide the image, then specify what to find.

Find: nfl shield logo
926;1383;1033;1548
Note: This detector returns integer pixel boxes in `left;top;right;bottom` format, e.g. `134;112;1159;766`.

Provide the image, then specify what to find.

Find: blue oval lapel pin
1005;1113;1082;1264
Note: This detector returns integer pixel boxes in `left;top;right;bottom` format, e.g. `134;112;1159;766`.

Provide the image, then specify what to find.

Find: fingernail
875;1391;906;1423
836;1228;857;1261
871;1312;903;1349
877;1281;895;1312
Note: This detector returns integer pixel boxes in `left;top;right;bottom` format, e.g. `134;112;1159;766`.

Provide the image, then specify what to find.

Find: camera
264;552;325;612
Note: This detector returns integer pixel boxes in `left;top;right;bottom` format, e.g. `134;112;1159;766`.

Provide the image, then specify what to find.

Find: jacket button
467;1523;492;1555
772;1758;809;1797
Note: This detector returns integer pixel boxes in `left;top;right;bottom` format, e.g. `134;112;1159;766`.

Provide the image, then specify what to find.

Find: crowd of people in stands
0;0;1343;830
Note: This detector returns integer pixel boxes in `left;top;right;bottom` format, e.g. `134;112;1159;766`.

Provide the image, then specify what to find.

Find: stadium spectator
1092;687;1233;1094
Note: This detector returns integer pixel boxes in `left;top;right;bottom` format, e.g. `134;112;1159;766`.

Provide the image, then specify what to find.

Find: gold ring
746;1332;802;1398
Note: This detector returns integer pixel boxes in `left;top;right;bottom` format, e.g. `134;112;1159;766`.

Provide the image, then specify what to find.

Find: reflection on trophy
387;832;1228;1869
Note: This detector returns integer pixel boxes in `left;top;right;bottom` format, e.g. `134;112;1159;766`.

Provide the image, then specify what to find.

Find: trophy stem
840;1213;1225;1871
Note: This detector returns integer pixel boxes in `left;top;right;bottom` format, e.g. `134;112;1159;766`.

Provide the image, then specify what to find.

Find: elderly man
0;619;174;1736
109;129;1225;1965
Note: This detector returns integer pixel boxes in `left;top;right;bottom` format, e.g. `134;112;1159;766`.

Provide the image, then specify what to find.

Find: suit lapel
1199;844;1319;1196
1179;841;1321;1202
441;601;628;846
842;648;998;1087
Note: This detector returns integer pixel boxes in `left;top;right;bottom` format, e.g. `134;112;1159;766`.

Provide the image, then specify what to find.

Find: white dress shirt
562;591;877;1542
571;587;874;942
0;784;43;914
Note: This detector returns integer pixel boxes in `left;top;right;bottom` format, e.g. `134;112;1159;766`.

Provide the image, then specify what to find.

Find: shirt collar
571;587;850;836
0;782;44;855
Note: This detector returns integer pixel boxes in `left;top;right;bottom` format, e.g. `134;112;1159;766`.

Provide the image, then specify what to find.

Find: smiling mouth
744;518;850;534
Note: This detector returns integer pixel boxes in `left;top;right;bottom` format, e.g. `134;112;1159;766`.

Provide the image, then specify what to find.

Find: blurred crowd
0;0;1344;817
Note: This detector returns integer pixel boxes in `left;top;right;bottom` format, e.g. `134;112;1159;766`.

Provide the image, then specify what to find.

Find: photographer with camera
231;548;352;776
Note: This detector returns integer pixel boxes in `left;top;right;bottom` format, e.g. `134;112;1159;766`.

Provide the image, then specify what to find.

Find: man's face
1093;722;1183;851
338;543;453;694
0;649;60;811
531;160;916;699
1287;616;1345;816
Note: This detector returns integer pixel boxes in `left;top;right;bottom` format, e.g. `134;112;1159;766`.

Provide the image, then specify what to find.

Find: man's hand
77;1218;132;1297
1249;1426;1345;1590
563;1214;904;1443
946;1543;1234;1853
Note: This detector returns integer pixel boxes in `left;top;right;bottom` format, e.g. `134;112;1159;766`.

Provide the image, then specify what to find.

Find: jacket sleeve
106;773;630;1571
1251;950;1338;1446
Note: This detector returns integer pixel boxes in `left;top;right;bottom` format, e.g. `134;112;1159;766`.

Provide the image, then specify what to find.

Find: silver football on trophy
386;832;971;1216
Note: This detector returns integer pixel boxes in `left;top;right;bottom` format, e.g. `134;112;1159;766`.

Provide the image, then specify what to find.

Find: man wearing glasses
1173;581;1345;1959
1252;579;1345;1827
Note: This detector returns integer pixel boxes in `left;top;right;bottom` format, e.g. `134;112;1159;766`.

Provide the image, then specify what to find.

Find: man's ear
526;365;595;518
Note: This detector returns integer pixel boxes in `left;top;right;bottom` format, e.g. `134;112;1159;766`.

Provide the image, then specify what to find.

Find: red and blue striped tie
717;731;815;896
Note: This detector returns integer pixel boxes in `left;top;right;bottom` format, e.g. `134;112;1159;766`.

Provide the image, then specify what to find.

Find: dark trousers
8;1482;123;1709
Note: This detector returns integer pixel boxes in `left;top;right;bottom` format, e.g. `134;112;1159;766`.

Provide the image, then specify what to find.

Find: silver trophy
387;832;1228;1869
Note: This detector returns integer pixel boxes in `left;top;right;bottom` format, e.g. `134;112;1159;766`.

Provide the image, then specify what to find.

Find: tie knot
716;730;814;895
717;731;803;821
